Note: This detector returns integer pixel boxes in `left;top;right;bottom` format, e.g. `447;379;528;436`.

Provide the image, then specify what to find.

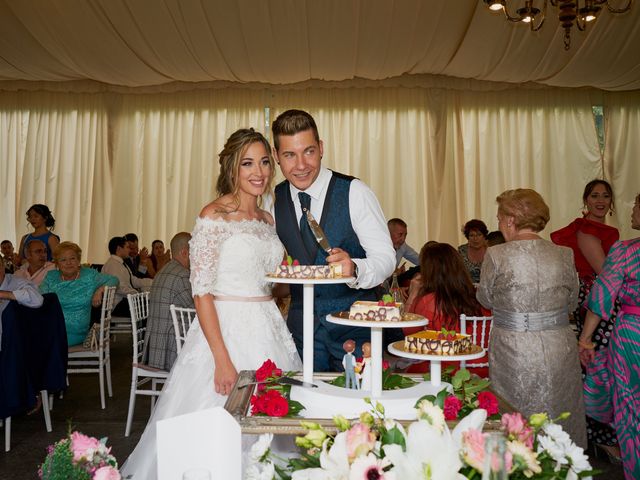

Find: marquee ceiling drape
1;0;640;91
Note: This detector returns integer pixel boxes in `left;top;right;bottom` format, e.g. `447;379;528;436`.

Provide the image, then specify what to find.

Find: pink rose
477;391;499;416
70;432;101;462
346;423;376;460
93;466;121;480
500;412;533;448
443;395;463;421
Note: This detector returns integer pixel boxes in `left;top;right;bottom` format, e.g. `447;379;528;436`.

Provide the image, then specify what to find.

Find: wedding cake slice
274;256;343;279
349;295;402;321
404;329;472;355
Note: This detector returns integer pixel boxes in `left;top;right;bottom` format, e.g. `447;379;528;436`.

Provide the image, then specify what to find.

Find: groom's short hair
272;109;320;151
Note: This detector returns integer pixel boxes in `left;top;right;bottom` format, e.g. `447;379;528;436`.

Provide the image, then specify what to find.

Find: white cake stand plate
266;276;354;383
326;312;427;398
289;379;449;420
388;341;486;387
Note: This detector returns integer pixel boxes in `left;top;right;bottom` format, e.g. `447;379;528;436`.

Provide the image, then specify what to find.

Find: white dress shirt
275;166;395;289
0;274;44;349
102;254;152;306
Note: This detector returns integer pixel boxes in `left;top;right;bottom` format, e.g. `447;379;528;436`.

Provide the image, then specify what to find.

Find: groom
271;109;395;372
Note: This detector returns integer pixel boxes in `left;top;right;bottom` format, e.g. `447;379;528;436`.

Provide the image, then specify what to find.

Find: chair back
127;292;150;366
169;305;197;354
459;314;493;369
98;286;117;352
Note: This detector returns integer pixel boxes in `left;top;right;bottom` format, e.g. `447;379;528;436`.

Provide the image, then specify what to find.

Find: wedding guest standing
40;242;118;347
551;179;620;454
458;219;489;283
17;204;60;263
579;193;640;478
1;240;19;273
477;188;587;448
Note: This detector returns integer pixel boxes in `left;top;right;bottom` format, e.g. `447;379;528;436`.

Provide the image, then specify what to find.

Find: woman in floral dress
579;193;640;479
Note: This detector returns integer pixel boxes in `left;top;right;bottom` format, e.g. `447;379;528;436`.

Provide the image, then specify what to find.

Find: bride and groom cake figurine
342;339;372;391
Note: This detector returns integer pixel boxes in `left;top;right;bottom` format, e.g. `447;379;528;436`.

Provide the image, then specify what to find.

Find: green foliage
39;440;91;480
380;425;406;453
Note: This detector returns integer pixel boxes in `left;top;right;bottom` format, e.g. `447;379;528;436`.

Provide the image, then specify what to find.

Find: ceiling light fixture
483;0;633;50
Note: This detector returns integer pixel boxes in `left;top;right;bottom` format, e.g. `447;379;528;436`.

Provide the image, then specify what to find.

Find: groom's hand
326;247;354;277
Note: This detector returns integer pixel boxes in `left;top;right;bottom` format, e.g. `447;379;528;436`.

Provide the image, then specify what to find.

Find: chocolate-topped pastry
404;329;472;355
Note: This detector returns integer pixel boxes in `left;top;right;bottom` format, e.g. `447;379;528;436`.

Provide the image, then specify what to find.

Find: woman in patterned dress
579;193;640;479
458;219;489;284
550;179;620;455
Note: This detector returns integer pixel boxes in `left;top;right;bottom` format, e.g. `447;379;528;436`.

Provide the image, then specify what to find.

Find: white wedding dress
120;217;302;479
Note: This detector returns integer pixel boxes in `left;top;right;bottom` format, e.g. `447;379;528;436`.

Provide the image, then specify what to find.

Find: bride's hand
214;356;238;396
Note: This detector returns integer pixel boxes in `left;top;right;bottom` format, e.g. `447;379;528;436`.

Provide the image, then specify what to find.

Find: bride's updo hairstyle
496;188;550;232
216;128;275;198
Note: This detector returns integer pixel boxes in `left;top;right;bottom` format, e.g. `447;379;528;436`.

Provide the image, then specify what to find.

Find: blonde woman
477;189;587;448
121;128;302;478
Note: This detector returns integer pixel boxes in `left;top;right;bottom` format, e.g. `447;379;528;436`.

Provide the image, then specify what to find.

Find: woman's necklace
61;270;80;281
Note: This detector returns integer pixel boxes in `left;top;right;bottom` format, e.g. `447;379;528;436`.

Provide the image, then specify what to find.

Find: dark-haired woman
403;242;491;376
458;219;489;283
18;204;60;263
149;239;171;277
551;179;620;456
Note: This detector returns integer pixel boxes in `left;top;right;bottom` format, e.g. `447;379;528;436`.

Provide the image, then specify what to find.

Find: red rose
382;360;390;371
255;359;280;382
443;395;463;421
264;390;289;417
477;391;499;415
250;394;267;414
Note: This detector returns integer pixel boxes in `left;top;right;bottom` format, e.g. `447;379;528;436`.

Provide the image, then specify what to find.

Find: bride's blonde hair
216;128;275;206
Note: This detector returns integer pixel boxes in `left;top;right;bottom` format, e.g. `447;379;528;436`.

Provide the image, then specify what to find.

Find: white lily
292;431;350;480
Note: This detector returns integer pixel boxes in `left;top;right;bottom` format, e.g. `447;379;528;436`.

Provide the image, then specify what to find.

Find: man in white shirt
102;236;152;316
272;109;395;371
14;239;56;286
0;266;44;348
387;218;420;271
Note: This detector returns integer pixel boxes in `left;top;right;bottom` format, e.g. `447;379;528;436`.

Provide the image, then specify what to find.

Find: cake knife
305;210;332;254
238;377;318;389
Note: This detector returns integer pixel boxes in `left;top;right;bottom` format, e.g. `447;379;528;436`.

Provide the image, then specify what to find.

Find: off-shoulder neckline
195;216;273;227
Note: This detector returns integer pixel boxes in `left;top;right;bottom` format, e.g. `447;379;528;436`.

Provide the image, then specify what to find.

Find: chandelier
483;0;633;50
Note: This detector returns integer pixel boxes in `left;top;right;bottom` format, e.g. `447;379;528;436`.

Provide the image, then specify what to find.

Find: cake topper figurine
342;339;359;389
359;341;372;392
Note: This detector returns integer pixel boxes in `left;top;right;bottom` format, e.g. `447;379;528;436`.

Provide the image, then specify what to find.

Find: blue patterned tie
298;192;318;258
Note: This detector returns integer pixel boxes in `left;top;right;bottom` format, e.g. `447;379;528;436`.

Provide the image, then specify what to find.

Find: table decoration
249;360;305;418
39;430;120;480
245;398;596;480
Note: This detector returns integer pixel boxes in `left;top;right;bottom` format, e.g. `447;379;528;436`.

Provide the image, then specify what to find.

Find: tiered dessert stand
267;275;485;419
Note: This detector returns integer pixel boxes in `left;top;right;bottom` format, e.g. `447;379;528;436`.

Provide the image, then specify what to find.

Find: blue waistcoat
274;172;377;338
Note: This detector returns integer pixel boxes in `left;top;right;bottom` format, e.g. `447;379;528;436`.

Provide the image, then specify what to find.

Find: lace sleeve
189;217;233;297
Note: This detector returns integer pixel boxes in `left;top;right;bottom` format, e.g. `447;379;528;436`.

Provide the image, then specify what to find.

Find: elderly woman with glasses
458;219;489;284
40;242;118;346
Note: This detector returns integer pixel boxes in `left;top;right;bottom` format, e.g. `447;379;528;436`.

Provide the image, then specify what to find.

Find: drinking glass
182;467;212;480
481;432;508;480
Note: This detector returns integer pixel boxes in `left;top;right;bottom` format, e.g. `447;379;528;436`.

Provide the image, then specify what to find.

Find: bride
120;128;302;478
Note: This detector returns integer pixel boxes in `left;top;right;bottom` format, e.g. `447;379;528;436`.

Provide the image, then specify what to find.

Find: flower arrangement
420;368;499;421
250;359;305;417
39;430;121;480
246;398;596;480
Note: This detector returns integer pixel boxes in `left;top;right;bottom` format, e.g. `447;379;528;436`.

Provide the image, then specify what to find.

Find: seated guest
17;204;60;264
124;233;154;278
40;242;118;347
145;232;194;370
388;218;419;272
149;239;171;277
102;236;153;317
403;242;491;376
477;188;586;448
1;240;19;273
486;230;506;246
14;240;56;286
458;219;489;283
0;264;44;346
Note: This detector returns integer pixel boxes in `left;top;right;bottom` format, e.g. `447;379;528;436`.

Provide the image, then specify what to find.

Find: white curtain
2;86;638;263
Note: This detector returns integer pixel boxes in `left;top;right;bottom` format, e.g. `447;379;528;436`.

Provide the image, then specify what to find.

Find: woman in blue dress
18;204;60;263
